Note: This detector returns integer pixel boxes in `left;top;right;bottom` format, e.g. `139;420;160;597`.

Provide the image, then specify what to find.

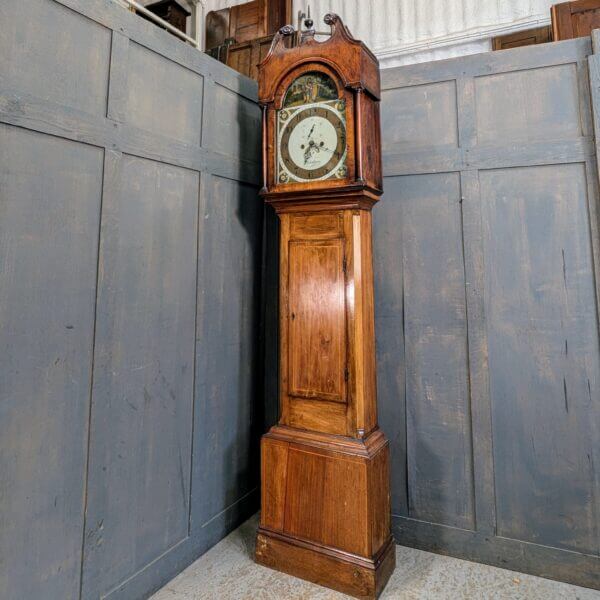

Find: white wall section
203;0;556;65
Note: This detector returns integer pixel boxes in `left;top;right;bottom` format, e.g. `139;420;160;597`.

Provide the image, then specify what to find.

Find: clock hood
257;14;381;105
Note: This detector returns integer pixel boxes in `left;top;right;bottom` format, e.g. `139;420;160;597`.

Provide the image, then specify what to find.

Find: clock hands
304;141;315;164
304;139;335;165
299;118;340;166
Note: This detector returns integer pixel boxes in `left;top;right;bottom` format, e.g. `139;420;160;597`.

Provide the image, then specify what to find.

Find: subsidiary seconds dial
278;101;347;183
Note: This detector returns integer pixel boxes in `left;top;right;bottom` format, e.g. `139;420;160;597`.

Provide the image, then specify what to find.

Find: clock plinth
256;427;395;600
256;15;394;599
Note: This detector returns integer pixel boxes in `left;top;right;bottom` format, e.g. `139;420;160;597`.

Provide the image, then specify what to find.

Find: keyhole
291;312;296;321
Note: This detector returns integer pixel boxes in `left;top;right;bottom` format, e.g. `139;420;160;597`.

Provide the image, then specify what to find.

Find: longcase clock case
255;15;395;600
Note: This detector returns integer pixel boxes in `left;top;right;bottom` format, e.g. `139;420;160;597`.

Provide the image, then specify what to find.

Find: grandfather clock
255;14;395;599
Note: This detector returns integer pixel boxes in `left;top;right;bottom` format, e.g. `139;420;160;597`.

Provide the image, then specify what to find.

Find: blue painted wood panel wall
3;0;600;596
377;37;600;589
0;1;264;598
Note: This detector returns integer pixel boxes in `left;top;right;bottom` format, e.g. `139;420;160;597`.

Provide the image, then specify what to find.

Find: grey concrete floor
152;514;600;600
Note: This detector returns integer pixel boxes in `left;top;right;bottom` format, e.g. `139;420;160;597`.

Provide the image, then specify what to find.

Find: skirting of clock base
255;529;396;599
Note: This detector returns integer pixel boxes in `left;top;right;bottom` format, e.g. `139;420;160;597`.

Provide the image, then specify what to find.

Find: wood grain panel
290;212;343;239
481;164;600;555
286;397;348;435
125;41;204;144
192;175;263;530
208;84;261;162
475;63;582;144
368;447;391;555
492;26;552;51
553;1;600;41
380;174;474;528
260;439;289;532
381;81;458;153
283;447;368;555
379;32;600;589
396;172;475;530
229;0;266;43
373;177;407;517
0;124;103;600
0;0;111;116
288;239;347;403
0;1;264;598
355;210;378;435
81;154;199;598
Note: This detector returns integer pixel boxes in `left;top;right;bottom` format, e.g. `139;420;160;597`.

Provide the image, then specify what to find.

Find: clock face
277;99;347;184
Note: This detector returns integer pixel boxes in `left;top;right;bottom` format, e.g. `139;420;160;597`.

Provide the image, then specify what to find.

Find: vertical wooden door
280;211;352;435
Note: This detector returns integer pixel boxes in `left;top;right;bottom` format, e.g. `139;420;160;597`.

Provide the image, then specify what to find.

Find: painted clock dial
277;72;347;184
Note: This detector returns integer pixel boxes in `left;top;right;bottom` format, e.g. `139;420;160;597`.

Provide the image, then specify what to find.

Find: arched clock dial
277;99;347;184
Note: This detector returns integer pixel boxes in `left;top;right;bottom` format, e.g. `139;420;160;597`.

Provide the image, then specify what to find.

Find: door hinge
344;367;349;382
342;257;347;275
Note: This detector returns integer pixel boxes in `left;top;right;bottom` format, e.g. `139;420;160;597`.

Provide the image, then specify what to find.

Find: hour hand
304;145;312;163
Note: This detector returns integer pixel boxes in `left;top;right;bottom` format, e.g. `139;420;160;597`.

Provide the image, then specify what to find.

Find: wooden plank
392;516;600;590
208;83;262;162
381;80;458;154
106;31;130;122
81;154;199;599
1;2;264;599
492;25;552;51
397;172;475;530
474;62;583;144
372;177;408;517
260;439;289;531
383;147;463;177
191;175;263;532
383;139;595;178
0;124;103;600
262;206;280;429
401;172;474;530
124;40;204;145
0;90;260;185
456;77;476;150
53;0;259;102
0;0;111;117
382;37;591;90
552;2;575;41
480;164;600;555
587;52;600;362
459;170;496;535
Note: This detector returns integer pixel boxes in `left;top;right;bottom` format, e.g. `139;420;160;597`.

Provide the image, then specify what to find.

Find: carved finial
324;13;339;26
303;5;314;30
278;24;295;36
